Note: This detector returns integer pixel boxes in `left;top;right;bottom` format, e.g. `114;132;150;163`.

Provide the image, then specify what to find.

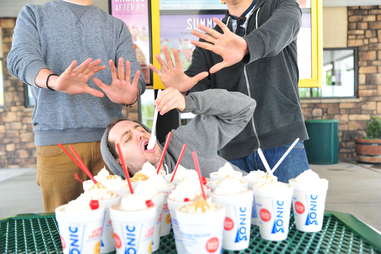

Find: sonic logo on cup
234;207;248;243
224;217;234;231
205;237;219;253
68;226;80;253
259;208;271;222
305;194;319;226
271;200;285;234
295;201;305;214
124;225;137;254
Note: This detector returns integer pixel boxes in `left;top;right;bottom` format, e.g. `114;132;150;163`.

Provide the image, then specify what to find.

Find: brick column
301;5;381;161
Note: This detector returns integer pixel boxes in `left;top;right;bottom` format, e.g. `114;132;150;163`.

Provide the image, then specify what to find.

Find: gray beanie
100;127;124;177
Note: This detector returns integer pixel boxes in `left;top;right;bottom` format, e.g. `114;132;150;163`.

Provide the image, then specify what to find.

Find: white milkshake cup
55;203;105;254
254;182;293;241
159;191;172;237
99;197;121;253
167;198;189;253
175;202;225;254
151;192;165;252
210;190;253;250
110;205;156;254
289;178;328;232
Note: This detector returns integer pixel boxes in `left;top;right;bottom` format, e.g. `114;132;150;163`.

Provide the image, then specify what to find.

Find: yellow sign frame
151;0;323;89
299;0;323;88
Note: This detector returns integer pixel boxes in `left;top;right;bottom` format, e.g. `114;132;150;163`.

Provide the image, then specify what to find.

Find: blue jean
229;141;310;183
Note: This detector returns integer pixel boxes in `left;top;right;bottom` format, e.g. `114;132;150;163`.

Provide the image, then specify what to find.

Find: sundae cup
110;193;157;254
210;177;253;250
55;194;105;254
254;181;293;241
289;170;329;232
245;170;278;226
175;197;225;254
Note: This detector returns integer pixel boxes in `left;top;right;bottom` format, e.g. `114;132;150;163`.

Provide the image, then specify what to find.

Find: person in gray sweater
100;88;256;177
7;0;145;212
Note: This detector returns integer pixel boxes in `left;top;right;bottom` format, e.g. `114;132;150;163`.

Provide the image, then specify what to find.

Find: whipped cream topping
209;162;243;181
168;180;204;202
63;194;98;213
212;177;248;195
167;166;199;185
119;193;156;211
289;169;328;190
255;181;293;198
178;197;220;214
86;182;120;200
244;170;278;188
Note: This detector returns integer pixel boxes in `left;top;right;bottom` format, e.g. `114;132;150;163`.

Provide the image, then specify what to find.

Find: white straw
271;138;300;174
147;90;161;150
257;147;272;174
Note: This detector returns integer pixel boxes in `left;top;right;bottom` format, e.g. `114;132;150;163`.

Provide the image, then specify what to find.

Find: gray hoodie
7;0;145;146
100;89;256;177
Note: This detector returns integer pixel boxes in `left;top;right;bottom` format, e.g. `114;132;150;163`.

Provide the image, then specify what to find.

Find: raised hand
49;58;105;97
149;46;208;93
191;17;248;73
155;87;186;115
93;57;141;105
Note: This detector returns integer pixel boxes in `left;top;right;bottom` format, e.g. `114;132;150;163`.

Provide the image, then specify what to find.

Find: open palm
53;58;105;97
150;47;208;93
191;18;248;73
93;58;141;105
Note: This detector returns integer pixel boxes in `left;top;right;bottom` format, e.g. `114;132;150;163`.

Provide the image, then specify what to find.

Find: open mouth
143;140;155;153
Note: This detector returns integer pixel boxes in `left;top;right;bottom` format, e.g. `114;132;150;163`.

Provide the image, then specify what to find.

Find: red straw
191;151;207;200
57;144;82;169
156;131;173;174
68;145;97;184
170;144;187;183
116;143;134;194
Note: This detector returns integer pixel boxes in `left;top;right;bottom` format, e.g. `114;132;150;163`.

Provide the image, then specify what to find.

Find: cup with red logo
244;170;278;226
289;170;329;232
175;197;225;254
210;178;253;251
110;194;157;254
84;182;121;254
55;195;105;254
159;191;172;237
254;181;293;241
167;178;205;253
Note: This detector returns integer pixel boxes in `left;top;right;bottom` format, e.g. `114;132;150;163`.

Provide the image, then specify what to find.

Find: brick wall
0;18;138;168
301;5;381;161
0;18;35;168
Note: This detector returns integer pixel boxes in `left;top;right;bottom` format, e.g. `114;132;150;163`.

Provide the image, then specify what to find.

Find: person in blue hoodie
7;0;145;212
151;0;309;183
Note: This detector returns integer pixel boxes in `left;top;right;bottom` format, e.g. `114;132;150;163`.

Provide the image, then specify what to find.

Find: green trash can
304;119;339;164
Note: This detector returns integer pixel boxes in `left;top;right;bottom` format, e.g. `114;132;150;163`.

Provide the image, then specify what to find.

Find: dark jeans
229;141;310;183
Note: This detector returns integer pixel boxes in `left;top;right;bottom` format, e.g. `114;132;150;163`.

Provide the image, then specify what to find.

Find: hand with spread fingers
191;17;248;74
93;57;141;105
155;87;186;116
49;58;105;97
149;46;208;93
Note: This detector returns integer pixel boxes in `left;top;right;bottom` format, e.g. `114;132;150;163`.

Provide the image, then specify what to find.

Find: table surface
1;211;380;254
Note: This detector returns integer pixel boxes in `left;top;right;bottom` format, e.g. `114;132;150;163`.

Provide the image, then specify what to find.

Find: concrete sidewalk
0;163;380;232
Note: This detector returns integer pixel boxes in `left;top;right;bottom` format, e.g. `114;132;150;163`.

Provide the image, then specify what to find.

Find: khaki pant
36;142;104;212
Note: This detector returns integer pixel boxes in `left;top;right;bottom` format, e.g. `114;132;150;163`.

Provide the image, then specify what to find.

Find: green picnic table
1;211;380;253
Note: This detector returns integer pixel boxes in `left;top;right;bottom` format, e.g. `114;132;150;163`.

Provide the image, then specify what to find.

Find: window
0;29;4;107
299;48;358;99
